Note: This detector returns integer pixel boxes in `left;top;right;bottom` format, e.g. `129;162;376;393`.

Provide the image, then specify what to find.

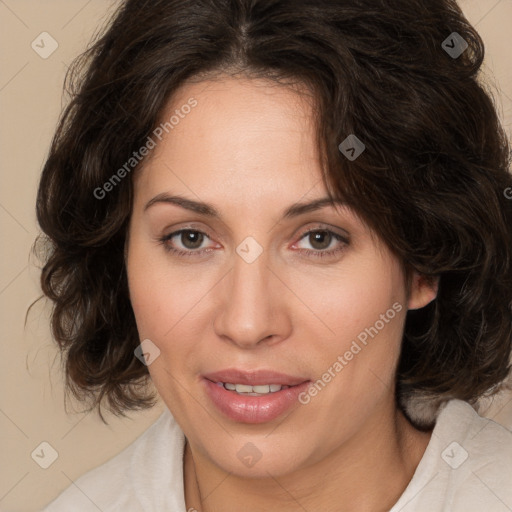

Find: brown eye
293;227;349;260
180;230;204;249
159;228;214;256
308;230;332;250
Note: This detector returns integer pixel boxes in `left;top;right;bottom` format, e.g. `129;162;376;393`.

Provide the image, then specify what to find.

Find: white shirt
41;399;512;512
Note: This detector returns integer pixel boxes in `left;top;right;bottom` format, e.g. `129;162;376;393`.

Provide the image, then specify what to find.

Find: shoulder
442;399;512;508
391;399;512;512
41;407;186;512
437;399;512;470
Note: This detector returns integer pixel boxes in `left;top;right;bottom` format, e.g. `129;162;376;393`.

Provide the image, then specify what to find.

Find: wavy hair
34;0;512;425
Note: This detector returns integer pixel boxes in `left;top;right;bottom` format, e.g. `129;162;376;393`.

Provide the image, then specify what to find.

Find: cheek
288;254;407;390
126;242;205;405
126;237;220;399
289;254;405;338
126;235;204;338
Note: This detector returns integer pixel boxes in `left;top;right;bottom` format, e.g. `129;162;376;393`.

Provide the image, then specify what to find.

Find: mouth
212;382;291;396
201;369;310;424
203;368;308;387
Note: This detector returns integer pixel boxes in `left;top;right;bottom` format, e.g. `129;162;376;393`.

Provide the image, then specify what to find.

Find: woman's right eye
159;229;216;257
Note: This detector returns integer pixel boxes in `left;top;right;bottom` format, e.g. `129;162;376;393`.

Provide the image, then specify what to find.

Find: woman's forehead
134;77;325;203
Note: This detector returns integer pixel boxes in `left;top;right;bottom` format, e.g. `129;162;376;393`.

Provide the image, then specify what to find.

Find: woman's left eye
292;229;349;259
158;227;348;259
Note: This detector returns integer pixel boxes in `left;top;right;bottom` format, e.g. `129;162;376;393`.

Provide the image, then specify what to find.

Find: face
126;76;435;478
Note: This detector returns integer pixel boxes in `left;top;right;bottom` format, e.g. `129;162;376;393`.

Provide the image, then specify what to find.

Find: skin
126;75;438;512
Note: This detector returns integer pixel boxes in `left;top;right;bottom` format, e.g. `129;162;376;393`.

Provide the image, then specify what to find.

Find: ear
408;272;439;310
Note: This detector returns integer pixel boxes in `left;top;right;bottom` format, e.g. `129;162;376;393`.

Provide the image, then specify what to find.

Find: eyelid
291;223;350;245
160;222;216;240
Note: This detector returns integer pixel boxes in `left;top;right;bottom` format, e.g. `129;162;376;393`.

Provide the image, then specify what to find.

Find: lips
201;368;311;424
203;368;308;387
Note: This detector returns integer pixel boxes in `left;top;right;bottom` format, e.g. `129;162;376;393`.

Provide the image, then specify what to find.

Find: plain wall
0;1;511;510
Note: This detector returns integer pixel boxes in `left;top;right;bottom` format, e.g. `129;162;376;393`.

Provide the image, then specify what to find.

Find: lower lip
202;378;310;424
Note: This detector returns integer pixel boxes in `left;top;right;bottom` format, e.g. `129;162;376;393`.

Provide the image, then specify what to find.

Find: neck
184;403;431;512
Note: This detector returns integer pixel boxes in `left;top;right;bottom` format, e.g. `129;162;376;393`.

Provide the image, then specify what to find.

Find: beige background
0;1;511;511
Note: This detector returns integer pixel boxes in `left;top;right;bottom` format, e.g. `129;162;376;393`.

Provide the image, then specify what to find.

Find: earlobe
407;273;439;310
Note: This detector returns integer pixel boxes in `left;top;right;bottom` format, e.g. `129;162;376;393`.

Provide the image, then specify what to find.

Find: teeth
253;385;270;393
235;384;253;393
220;382;290;394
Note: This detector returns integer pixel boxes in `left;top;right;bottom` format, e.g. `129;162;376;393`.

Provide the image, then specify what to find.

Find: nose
213;246;292;349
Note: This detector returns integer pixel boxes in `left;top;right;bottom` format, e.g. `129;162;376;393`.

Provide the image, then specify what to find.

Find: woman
37;0;512;510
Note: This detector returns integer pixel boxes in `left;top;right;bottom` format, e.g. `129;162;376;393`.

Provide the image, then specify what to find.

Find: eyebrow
144;193;345;220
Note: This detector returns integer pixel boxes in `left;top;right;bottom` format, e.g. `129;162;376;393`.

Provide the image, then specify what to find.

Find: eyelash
158;227;349;259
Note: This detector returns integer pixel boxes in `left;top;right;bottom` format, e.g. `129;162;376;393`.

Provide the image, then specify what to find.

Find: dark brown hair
34;0;512;425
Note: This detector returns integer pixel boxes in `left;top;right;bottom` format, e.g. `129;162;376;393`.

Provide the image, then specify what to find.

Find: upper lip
203;368;309;386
